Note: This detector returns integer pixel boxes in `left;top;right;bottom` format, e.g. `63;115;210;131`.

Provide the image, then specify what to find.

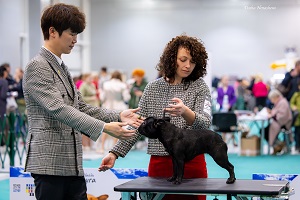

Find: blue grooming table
114;177;291;200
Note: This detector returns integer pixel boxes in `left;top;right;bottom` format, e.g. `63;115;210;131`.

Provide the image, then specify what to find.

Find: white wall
90;0;300;82
0;0;89;76
0;0;27;68
1;0;300;84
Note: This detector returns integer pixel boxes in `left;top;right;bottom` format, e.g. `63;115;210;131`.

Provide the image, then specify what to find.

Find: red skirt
148;154;207;200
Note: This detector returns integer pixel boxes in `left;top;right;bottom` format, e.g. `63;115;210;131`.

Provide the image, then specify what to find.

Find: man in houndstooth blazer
23;3;142;200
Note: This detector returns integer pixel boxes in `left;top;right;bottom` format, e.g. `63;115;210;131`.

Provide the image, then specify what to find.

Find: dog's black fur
138;116;236;184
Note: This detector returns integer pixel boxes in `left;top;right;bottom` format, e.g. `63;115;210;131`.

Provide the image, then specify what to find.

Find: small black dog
138;116;236;184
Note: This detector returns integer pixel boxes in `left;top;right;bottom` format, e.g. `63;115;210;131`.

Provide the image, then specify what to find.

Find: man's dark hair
41;3;86;40
101;66;107;73
0;65;7;77
0;63;10;69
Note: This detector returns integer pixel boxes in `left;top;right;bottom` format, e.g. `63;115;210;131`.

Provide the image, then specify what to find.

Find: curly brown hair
156;35;208;84
41;3;86;40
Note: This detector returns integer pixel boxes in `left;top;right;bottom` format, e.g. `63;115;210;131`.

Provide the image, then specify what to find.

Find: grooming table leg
227;194;232;200
120;192;137;199
121;192;131;200
139;192;164;200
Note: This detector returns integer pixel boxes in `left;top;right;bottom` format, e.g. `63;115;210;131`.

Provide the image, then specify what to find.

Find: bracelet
109;151;119;159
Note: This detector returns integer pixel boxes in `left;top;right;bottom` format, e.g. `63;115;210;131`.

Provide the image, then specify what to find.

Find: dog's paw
167;176;176;182
173;180;182;185
226;177;236;184
168;177;182;184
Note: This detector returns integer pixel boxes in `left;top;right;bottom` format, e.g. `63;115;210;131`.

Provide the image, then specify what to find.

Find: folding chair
212;112;240;151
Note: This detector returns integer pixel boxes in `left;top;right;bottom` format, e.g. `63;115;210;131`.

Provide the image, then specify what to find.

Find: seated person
263;89;292;155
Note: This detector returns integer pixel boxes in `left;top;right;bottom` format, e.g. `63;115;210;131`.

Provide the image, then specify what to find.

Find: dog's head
138;116;170;139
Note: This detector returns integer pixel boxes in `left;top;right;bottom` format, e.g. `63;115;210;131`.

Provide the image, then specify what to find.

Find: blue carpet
0;179;9;200
1;150;300;200
85;150;300;179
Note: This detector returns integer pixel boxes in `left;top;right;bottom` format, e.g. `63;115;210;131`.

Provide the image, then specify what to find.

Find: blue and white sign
253;173;299;200
10;167;148;200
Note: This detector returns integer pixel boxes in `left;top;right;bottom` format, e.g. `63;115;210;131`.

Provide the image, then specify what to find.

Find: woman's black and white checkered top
111;77;212;157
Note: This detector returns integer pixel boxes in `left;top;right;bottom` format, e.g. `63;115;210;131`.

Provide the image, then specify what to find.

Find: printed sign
253;173;299;200
10;167;148;199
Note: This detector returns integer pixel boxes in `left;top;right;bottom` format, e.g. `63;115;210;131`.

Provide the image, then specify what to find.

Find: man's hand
120;108;144;128
104;122;135;140
98;153;117;172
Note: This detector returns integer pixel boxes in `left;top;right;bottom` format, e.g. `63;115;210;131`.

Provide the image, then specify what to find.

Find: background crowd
72;66;149;153
1;59;300;155
212;60;300;155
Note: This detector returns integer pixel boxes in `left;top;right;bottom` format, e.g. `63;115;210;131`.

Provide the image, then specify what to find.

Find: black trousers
295;126;300;149
263;124;270;142
31;173;87;200
255;97;267;108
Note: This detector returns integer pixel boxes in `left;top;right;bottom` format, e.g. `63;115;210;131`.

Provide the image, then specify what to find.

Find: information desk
114;177;290;200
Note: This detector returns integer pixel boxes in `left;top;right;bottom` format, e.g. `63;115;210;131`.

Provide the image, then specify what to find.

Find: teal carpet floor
1;150;300;200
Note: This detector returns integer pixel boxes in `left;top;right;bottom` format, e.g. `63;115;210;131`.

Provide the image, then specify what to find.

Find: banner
253;173;299;200
10;167;148;199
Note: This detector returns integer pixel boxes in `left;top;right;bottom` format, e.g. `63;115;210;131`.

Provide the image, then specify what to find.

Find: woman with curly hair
100;35;211;200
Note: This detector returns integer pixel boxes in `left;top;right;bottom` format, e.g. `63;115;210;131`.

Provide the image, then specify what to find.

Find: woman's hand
98;153;117;172
267;113;272;119
164;98;196;125
164;98;187;117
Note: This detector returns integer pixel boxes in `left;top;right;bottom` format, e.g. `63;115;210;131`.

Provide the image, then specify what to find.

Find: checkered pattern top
112;77;212;157
23;48;120;176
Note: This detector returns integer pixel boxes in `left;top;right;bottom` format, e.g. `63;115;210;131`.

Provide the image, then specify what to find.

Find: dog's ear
154;119;165;128
163;116;171;122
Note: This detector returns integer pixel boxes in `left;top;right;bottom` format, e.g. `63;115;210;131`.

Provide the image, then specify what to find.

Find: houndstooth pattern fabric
23;47;120;176
111;77;212;157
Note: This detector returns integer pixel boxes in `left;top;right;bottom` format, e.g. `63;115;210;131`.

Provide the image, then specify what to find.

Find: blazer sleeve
76;89;120;123
24;60;119;141
190;80;212;130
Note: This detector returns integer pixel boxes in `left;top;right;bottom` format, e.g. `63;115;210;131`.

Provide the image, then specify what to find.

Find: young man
23;3;142;200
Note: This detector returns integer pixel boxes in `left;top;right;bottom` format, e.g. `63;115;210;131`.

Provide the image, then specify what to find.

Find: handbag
6;96;18;111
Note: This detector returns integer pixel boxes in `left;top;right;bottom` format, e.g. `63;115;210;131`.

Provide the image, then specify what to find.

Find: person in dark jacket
280;60;300;101
0;65;8;118
0;63;16;92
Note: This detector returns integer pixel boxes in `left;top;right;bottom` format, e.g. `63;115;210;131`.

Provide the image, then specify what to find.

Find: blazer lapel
61;62;75;98
40;48;75;101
